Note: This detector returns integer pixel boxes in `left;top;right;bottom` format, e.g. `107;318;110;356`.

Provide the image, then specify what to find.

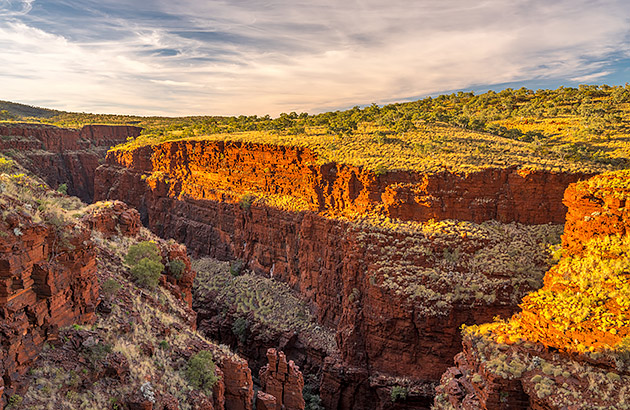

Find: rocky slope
95;138;581;408
0;168;268;410
0;123;141;202
434;170;630;409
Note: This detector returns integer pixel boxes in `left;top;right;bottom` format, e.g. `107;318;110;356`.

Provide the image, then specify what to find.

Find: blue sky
0;0;629;116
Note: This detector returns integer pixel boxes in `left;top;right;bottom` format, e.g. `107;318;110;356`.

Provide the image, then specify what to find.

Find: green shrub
131;258;164;289
57;183;68;194
125;241;162;266
6;394;23;409
390;386;408;402
232;317;249;343
184;350;218;395
168;259;186;280
101;278;121;300
229;259;244;276
239;193;255;210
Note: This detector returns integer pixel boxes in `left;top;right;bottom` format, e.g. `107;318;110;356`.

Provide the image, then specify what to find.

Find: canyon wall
434;171;630;409
0;123;141;202
0;198;99;407
95;139;585;408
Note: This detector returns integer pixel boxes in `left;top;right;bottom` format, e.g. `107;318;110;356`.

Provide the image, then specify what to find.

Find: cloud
0;0;629;116
570;71;614;82
0;0;34;16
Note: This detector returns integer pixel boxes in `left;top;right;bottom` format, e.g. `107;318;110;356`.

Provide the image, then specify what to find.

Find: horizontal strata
104;138;590;224
95;138;572;408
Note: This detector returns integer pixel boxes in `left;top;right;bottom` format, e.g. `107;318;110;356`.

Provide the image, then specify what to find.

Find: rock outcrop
259;348;305;410
562;169;630;255
100;139;587;224
434;170;630;410
0;196;99;407
0;123;141;202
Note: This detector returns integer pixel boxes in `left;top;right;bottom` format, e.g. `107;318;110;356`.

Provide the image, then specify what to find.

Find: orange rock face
0;200;99;406
562;174;630;255
0;123;141;202
102;139;587;224
259;348;305;410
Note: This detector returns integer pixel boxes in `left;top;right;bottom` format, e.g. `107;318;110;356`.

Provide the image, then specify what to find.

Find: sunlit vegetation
467;233;630;357
3;84;630;173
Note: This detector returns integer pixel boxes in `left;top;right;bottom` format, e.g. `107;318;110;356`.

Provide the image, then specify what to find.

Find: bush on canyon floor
390;385;408;402
183;350;218;396
125;241;164;289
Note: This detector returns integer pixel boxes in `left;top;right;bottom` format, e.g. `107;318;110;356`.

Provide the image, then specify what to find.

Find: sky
0;0;629;117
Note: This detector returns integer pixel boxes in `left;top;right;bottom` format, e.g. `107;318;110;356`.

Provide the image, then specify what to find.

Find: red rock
0;201;99;406
0;123;141;202
259;349;305;410
562;177;630;256
82;200;141;237
256;391;277;410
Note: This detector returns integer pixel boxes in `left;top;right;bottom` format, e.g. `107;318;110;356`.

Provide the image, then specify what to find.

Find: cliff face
95;139;577;408
0;196;99;406
0;123;141;202
434;170;630;410
101;140;586;224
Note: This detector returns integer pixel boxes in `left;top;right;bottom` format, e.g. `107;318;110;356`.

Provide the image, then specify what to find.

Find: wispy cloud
0;0;629;116
0;0;34;16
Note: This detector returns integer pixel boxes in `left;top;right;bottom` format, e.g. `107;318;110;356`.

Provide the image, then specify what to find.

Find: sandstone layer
0;123;141;202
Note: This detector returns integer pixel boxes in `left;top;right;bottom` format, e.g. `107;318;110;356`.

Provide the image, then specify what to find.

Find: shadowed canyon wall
0;124;141;202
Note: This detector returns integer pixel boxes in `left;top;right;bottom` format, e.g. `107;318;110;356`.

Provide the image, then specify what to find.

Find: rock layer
0;200;99;406
0;123;141;202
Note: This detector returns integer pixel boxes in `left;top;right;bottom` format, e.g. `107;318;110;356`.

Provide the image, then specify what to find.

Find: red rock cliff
0;123;141;202
102;139;587;224
0;198;99;407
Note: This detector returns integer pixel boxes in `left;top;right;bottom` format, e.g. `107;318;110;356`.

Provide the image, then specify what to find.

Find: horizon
1;0;629;117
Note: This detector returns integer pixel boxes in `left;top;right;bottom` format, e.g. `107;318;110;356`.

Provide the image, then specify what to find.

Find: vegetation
349;215;562;316
390;385;408;402
3;85;630;174
183;350;218;396
125;241;164;289
469;233;630;355
168;259;186;280
193;258;336;354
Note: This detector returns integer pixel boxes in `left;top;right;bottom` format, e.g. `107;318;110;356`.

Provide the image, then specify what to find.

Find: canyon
94;137;590;408
1;121;622;409
0;123;141;202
